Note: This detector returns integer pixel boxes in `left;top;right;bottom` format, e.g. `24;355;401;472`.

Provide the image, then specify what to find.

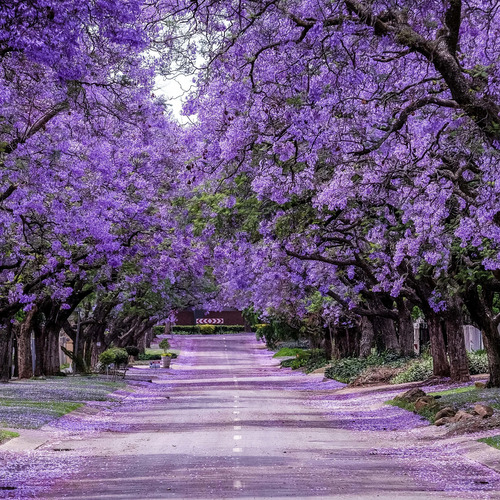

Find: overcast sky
155;73;194;124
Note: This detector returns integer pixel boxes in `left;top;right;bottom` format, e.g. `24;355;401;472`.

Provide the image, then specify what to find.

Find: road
44;333;499;499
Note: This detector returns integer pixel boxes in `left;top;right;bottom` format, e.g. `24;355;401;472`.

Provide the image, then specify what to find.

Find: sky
155;73;194;124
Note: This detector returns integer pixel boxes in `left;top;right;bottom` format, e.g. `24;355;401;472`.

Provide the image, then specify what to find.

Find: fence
413;321;484;354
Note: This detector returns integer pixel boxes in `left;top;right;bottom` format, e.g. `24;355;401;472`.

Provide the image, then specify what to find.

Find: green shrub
159;339;171;353
324;357;368;383
388;351;489;384
280;350;311;369
99;349;115;366
468;350;489;375
99;348;129;367
390;357;434;384
279;349;329;373
303;349;329;372
325;351;413;384
255;321;300;349
125;346;140;357
255;323;272;341
199;324;216;335
291;350;311;368
280;358;296;368
113;348;129;366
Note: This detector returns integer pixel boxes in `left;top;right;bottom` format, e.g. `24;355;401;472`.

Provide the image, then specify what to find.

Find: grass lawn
145;347;180;355
478;435;500;449
145;347;163;355
431;385;500;412
273;347;305;357
0;430;19;444
0;376;125;429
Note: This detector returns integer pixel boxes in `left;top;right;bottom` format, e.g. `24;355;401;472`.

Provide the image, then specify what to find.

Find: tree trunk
359;316;374;358
397;299;415;356
44;323;61;375
17;308;37;379
35;298;76;376
0;323;13;382
373;316;399;353
33;315;45;377
464;285;499;386
444;296;470;382
323;325;333;359
427;313;450;377
144;328;152;349
482;328;500;387
330;326;341;359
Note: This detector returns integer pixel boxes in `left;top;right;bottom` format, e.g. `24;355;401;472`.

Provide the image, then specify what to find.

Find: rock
396;388;426;403
475;382;487;389
414;396;437;411
434;407;456;420
455;410;474;422
473;404;494;418
435;416;455;426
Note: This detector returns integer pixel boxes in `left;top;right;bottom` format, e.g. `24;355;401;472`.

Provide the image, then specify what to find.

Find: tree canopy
3;1;500;386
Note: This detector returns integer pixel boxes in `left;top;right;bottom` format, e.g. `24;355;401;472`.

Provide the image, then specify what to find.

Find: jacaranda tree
167;0;500;385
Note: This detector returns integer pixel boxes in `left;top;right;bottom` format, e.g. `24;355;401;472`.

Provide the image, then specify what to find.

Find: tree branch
3;100;69;155
443;0;462;54
354;96;459;155
285;249;357;267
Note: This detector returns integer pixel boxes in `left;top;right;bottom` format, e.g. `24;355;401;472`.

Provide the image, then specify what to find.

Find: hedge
137;352;162;360
153;325;165;336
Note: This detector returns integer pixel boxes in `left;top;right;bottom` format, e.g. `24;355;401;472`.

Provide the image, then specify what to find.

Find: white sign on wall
196;318;224;325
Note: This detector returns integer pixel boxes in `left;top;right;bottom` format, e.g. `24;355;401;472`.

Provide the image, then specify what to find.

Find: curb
0;427;50;452
462;439;500;474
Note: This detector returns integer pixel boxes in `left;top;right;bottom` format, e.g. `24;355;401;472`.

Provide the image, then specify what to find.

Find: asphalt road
44;334;491;500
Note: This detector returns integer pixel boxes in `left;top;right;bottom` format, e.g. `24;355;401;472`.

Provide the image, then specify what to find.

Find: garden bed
386;383;500;435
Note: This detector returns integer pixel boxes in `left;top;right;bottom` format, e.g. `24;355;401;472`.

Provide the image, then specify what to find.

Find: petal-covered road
3;333;500;499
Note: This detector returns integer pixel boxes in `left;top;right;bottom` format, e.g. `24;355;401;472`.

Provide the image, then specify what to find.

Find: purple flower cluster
158;0;500;380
